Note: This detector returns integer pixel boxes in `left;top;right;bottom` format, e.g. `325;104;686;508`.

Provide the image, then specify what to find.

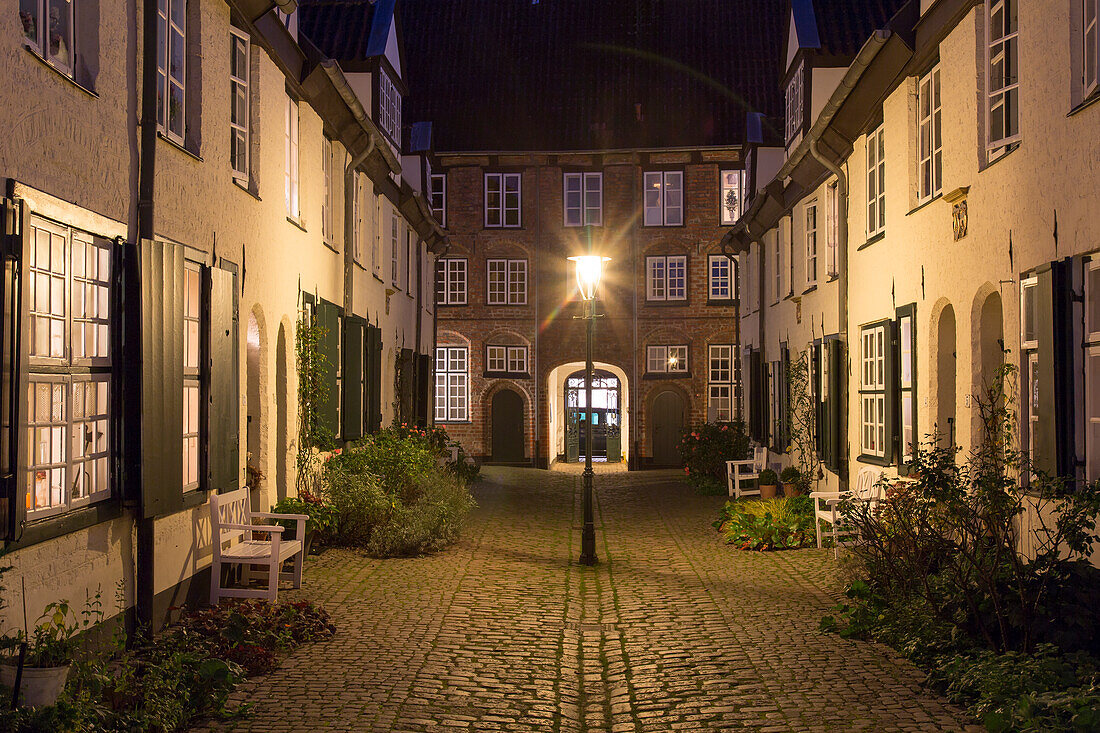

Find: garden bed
713;496;816;550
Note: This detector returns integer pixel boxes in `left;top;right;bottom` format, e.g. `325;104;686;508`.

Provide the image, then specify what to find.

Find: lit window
156;0;187;142
21;0;75;76
643;171;683;226
986;0;1020;154
720;169;745;225
563;172;603;226
825;181;839;277
488;345;528;374
229;29;250;180
435;347;468;422
323;137;336;244
285;96;300;218
435;258;467;305
647;345;688;374
1086;0;1099;98
866;124;886;238
917;65;943;202
805;201;818;286
860;323;888;458
708;254;733;301
485;173;521;228
391;211;400;287
709;345;736;421
487;259;527;305
646;255;687;301
898;307;917;466
183;262;202;490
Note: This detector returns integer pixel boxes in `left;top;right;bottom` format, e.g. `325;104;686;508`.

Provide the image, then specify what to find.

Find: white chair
726;446;769;498
210;487;308;603
811;466;884;557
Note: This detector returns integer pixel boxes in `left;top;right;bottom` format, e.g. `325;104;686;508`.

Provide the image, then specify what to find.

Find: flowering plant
678;421;750;494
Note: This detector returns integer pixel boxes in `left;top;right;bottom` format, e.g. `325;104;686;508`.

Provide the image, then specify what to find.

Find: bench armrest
218;522;284;533
727;459;755;468
809;491;847;500
254;512;309;522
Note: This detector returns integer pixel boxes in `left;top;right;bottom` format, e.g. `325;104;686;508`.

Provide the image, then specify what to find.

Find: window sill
373;273;385;283
981;141;1020;171
352;259;367;271
181;488;212;509
1068;89;1100;117
906;192;942;217
232;177;261;201
644;299;690;306
801;285;818;295
486;302;530;307
435;302;467;307
857;231;886;251
158;131;202;162
826;274;839;283
706;298;735;306
484;371;532;379
856;454;892;467
484;225;525;231
643;371;692;380
8;500;124;551
321;239;340;255
286;216;307;233
436;420;472;425
24;46;98;98
641;223;686;228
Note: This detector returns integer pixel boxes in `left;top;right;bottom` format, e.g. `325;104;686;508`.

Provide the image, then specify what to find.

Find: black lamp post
569;254;609;566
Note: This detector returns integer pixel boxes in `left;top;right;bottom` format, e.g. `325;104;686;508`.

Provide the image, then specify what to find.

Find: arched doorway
973;291;1004;446
565;369;621;462
936;304;957;448
275;320;290;501
651;390;685;466
491;389;525;463
246;309;264;504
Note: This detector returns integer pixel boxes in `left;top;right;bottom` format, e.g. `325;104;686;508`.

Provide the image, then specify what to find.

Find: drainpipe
134;0;159;630
810;139;849;485
343;138;376;318
533;163;542;467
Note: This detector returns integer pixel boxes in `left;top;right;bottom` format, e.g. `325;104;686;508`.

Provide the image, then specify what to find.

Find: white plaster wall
810;67;847;123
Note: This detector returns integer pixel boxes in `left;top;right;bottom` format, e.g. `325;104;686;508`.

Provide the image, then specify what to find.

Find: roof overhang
398;181;447;252
228;1;305;86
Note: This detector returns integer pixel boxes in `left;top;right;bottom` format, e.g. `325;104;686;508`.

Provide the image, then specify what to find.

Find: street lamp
568;254;609;566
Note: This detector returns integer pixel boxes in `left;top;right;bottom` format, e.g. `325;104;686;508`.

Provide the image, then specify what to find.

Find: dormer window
785;62;804;143
378;69;402;144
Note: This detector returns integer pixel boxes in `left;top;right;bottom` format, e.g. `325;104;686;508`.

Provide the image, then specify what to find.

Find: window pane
19;0;39;45
46;0;73;69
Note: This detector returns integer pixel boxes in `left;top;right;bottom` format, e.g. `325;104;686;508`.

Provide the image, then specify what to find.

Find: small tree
786;350;820;492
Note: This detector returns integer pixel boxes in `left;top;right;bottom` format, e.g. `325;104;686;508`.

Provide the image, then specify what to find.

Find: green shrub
779;466;801;484
757;468;778;485
679;421;749;494
714;497;815;551
322;455;390;546
366;471;476;557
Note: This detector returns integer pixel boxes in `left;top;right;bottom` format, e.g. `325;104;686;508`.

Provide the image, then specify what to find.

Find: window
986;0;1020;153
229;29;249;180
860;323;888;459
866;124;886;238
485;173;521;228
647;345;688;374
563;172;603;227
1020;275;1039;461
917;66;943;202
805;201;818;286
157;0;186;142
487;259;527;305
708;254;733;301
486;345;528;374
378;70;402;144
391;211;400;287
434;347;468;422
406;230;413;294
785;62;804;142
1020;276;1038;349
643;171;683;226
772;232;782;303
322;137;336;244
21;0;74;76
285;96;300;219
435;258;467;305
709;345;735;421
825;181;839;277
1087;259;1100;480
25;218;113;518
720;169;745;225
429;174;446;227
183;262;202;490
897;306;917;467
646;255;687;301
1086;0;1099;98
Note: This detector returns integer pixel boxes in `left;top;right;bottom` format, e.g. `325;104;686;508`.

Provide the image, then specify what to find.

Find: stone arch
970;285;1005;446
481;380;534;463
545;361;631;465
245;303;270;507
646;383;692;466
928;298;957;448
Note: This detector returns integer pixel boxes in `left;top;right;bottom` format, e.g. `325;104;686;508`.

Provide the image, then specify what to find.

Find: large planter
1;662;70;707
783;481;803;497
759;483;778;500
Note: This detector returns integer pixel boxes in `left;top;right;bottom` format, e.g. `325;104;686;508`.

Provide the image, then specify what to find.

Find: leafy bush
713;496;814;551
272;489;337;541
0;600;335;732
365;471;476;557
779;466;801;484
679;421;750;494
758;468;778;485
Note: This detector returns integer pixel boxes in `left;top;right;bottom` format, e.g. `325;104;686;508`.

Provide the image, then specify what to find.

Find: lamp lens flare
569;255;610;301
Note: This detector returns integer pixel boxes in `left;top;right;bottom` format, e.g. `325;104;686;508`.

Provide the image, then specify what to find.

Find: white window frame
1020;275;1038;350
647;345;688;374
825;180;839;277
406;230;414;294
285;96;300;219
485;173;522;228
785;62;804;143
805;200;818;286
898;310;916;464
391;211;400;288
434;347;469;422
720;169;745;225
507;346;528;374
986;0;1020;154
866;124;886;238
323;137;336;245
157;0;187;143
378;69;402;144
183;261;202;491
709;344;735;422
229;29;250;181
21;0;75;77
429;173;447;227
1086;0;1099;98
772;232;782;304
486;345;507;373
708;254;733;301
646;255;687;302
643;171;684;226
563;172;603;227
917;65;943;203
486;259;528;305
435;258;467;306
859;323;888;459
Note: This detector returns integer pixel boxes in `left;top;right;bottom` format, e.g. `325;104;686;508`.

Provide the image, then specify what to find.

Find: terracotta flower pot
783;482;803;497
1;662;70;707
759;483;778;500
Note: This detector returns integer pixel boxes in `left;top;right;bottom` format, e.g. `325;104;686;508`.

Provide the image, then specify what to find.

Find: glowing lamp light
668;355;678;368
569;255;611;301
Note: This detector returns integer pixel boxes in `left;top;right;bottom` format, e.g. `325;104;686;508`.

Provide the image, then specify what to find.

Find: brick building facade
432;149;744;468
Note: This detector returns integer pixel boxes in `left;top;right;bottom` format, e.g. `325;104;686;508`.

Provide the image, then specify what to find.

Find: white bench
811;466;884;557
210;487;308;603
726;446;769;498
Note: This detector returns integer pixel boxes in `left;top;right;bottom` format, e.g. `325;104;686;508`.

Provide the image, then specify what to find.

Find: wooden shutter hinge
2;197;22;239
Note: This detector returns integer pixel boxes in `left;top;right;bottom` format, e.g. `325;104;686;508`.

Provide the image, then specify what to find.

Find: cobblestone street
194;467;968;732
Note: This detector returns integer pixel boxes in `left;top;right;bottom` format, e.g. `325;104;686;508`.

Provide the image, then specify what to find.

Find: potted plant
757;468;779;500
1;598;101;707
273;490;335;555
780;466;804;496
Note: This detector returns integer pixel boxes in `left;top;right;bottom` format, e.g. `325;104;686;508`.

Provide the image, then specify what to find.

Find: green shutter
366;325;383;433
884;321;897;465
780;344;791;451
342;317;365;441
208;266;240;493
141;240;185;517
825;339;844;472
317;300;341;439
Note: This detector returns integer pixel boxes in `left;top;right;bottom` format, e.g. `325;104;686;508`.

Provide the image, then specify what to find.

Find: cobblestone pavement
193;467;969;733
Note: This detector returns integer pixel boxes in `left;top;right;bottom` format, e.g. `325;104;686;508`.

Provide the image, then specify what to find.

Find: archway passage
566;369;621;462
651;390;685;466
491;389;525;463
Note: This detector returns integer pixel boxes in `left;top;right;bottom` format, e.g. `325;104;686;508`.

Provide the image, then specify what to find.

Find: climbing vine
786;351;820;492
296;309;334;495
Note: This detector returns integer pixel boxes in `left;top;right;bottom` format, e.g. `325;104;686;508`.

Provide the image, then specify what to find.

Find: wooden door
491;389;524;462
651;391;685;466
